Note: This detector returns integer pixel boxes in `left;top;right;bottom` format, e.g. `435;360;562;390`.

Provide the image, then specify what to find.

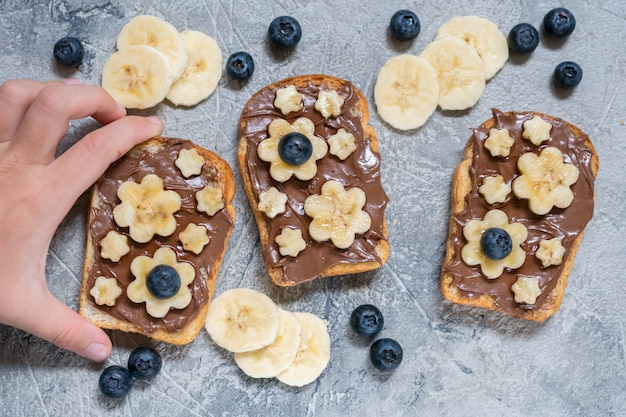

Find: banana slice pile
102;15;222;109
374;15;508;130
205;288;331;387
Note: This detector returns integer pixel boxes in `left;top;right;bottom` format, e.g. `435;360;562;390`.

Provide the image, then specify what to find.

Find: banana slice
374;54;439;130
420;37;486;111
435;15;509;80
234;309;302;378
276;312;331;387
101;45;174;110
166;30;223;106
116;15;188;80
205;288;280;353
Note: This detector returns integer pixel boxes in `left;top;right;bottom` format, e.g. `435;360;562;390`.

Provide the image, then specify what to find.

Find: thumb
13;290;112;362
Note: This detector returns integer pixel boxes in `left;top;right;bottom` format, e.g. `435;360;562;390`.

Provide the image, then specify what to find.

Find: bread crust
440;111;598;322
79;137;235;344
238;74;389;286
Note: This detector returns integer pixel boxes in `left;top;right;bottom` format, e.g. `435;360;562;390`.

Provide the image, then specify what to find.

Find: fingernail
146;116;162;125
84;342;109;362
115;100;127;114
62;78;81;85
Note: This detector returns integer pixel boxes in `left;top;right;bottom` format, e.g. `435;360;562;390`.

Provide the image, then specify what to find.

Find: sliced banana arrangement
374;15;509;130
102;15;222;109
205;288;331;387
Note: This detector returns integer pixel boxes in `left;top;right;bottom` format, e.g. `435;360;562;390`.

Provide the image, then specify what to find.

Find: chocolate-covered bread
441;109;598;321
80;137;235;343
238;75;390;286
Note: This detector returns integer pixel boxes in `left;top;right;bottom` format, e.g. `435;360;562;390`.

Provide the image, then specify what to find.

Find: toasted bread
80;137;235;344
238;74;389;286
440;110;598;321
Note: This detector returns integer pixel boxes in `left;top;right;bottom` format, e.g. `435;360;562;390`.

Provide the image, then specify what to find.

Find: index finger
0;79;67;143
46;114;163;211
10;83;127;165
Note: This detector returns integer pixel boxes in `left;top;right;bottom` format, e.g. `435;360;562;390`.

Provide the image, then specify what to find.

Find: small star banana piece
535;238;566;267
522;115;553;145
315;89;344;118
274;85;303;115
511;275;542;305
90;277;123;307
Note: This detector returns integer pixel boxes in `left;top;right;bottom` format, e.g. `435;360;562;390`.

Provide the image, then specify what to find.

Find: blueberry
226;51;255;81
128;347;162;380
389;10;421;42
480;227;513;260
146;265;180;299
53;37;84;66
350;304;384;338
268;16;302;49
543;7;576;38
508;23;540;53
278;132;313;166
370;338;403;372
99;365;133;398
553;61;583;89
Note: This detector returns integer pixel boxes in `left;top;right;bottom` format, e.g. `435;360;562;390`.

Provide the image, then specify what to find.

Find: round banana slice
435;15;509;80
205;288;280;353
101;45;174;110
374;54;439;131
166;30;223;107
276;312;331;387
234;309;302;378
117;15;188;80
420;37;486;111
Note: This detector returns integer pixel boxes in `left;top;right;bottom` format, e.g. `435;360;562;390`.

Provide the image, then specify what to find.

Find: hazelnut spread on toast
238;75;389;286
80;137;235;344
441;109;598;321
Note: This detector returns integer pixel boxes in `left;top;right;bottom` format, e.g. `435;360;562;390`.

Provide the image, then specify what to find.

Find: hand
0;79;163;362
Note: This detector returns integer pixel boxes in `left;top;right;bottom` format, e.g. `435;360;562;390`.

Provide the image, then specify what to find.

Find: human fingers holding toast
0;79;163;362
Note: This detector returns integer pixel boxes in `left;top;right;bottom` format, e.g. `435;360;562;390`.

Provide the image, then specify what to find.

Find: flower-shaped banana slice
522;115;552;146
113;174;182;243
257;118;328;182
304;180;371;249
535;238;566;267
175;148;205;178
100;230;130;262
196;185;224;216
315;89;344;118
484;128;514;157
179;223;210;254
511;275;542;305
258;186;288;219
127;247;195;318
461;209;528;279
512;147;580;215
90;276;123;307
328;128;357;160
274;85;303;115
479;175;511;204
275;227;307;257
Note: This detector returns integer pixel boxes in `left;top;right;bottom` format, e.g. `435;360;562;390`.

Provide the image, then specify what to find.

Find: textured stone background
1;1;625;416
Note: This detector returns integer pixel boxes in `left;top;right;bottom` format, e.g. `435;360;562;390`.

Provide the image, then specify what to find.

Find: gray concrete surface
1;1;625;416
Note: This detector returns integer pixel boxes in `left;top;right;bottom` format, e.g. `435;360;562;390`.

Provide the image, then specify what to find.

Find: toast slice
80;137;235;344
238;74;389;286
440;109;598;321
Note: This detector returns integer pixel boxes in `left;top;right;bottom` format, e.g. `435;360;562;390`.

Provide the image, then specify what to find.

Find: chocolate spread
240;75;389;285
442;109;596;316
85;138;234;334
